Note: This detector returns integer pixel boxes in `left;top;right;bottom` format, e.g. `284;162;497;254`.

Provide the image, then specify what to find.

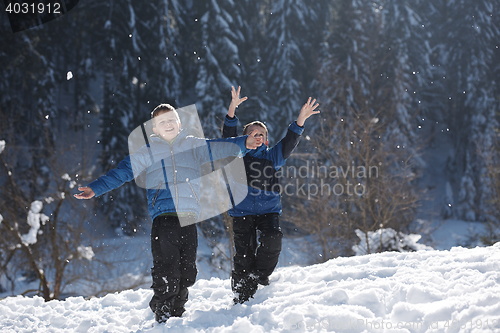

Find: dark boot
154;299;174;323
257;275;269;286
232;273;258;304
170;307;185;318
171;287;189;317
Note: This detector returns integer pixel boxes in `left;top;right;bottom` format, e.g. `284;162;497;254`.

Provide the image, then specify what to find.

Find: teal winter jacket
88;129;249;221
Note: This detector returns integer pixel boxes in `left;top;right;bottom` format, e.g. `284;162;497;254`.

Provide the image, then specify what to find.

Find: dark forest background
1;0;500;298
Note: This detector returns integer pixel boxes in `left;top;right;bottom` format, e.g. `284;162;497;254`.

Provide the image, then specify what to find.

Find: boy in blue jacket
74;103;261;322
223;86;319;304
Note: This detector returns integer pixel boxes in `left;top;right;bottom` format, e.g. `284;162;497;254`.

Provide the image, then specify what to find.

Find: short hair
243;121;268;139
151;104;180;126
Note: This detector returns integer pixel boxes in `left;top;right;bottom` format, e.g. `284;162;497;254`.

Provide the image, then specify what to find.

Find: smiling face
152;110;181;142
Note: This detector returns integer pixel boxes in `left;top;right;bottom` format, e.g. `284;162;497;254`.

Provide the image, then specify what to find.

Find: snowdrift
1;243;500;332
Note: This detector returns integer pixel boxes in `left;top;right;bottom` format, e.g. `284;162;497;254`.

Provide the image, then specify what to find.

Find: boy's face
245;124;268;147
153;111;181;141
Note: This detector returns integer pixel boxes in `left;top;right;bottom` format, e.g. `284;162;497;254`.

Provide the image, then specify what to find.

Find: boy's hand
74;186;95;199
245;130;263;150
228;86;247;118
296;97;320;127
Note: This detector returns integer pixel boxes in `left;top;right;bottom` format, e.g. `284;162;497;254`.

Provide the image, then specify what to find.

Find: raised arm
269;97;320;169
223;86;247;138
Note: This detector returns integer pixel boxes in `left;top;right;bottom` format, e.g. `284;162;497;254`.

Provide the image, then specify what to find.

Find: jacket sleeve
203;135;249;163
88;147;151;197
268;121;304;170
222;115;239;138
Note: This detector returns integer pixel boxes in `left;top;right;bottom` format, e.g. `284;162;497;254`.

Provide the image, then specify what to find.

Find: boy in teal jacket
75;104;261;322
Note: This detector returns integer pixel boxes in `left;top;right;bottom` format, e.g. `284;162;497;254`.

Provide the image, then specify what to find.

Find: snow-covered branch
20;201;49;246
352;228;433;256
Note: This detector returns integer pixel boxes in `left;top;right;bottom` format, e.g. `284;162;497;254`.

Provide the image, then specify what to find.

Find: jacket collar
247;143;267;157
150;128;189;145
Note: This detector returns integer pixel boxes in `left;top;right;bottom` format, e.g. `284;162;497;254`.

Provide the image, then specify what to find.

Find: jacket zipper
169;144;179;209
187;180;200;205
152;139;182;209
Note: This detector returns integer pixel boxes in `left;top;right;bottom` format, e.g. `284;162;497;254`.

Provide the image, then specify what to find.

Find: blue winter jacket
222;115;304;217
88;129;249;222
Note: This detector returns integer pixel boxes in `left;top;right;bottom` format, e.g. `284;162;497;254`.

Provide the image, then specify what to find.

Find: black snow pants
231;213;283;286
149;215;197;313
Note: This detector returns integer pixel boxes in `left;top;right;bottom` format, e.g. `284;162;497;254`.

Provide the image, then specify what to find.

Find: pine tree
195;0;244;138
287;0;424;258
429;0;500;220
140;0;183;105
0;21;58;199
457;152;476;221
264;0;319;140
0;9;89;297
232;0;270;135
177;0;204;105
381;0;432;145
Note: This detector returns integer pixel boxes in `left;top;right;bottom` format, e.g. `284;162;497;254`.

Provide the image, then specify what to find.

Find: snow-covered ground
1;243;500;332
